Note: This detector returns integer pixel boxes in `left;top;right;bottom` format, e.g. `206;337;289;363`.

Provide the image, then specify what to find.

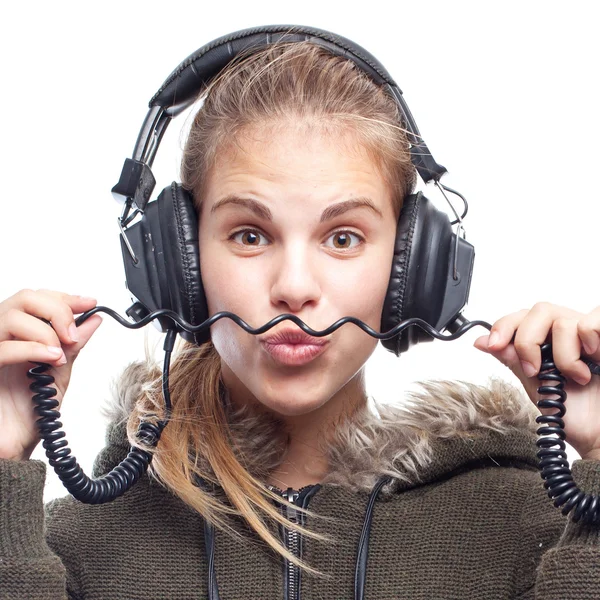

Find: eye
227;228;365;251
325;230;365;251
228;228;269;247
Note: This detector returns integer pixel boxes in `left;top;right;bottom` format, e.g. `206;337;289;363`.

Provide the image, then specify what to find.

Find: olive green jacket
1;369;600;599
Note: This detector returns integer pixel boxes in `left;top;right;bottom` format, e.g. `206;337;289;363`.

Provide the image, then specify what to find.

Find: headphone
111;24;475;357
30;25;600;518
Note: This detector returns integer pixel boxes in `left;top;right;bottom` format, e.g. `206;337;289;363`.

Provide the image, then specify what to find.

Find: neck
222;369;368;491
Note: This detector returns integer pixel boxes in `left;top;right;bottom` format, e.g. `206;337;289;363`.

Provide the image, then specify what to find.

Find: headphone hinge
111;158;156;212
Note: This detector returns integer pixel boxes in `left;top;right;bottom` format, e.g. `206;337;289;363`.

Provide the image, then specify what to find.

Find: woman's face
198;122;398;418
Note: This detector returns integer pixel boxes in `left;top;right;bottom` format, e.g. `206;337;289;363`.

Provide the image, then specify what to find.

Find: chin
256;390;329;418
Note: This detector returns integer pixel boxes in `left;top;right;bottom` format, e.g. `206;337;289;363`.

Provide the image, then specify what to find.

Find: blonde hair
122;39;417;572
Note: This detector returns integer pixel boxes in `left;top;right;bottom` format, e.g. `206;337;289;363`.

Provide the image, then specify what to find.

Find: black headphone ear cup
380;192;461;357
156;182;209;346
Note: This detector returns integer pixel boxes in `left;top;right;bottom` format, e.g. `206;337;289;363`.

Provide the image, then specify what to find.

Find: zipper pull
284;488;299;523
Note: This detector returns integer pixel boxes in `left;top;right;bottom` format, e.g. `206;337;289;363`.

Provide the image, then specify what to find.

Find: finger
1;289;97;315
0;339;68;367
36;289;97;313
486;309;529;350
578;306;600;358
0;309;66;362
36;289;99;324
2;289;97;347
550;317;591;385
62;314;104;359
512;303;583;378
473;334;491;351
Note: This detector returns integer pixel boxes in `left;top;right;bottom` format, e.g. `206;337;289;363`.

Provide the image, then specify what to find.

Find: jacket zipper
269;484;316;600
284;488;301;600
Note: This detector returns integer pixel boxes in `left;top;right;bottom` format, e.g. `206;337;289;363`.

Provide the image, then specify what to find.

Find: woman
1;29;600;599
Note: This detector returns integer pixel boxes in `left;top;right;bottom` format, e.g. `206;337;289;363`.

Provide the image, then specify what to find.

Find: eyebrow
210;195;384;223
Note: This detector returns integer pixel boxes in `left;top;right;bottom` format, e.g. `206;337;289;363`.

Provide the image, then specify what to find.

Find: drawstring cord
193;474;220;600
199;476;391;600
203;519;220;600
354;475;392;600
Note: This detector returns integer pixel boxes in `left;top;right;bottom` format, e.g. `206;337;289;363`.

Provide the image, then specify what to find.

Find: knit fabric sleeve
515;458;600;599
0;458;81;600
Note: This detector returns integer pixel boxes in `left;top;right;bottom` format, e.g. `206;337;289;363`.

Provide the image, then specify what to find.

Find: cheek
202;258;267;318
330;251;393;326
199;230;245;314
199;232;267;356
199;231;237;347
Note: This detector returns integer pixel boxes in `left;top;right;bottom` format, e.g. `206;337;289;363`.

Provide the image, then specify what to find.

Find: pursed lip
259;326;329;346
259;325;330;366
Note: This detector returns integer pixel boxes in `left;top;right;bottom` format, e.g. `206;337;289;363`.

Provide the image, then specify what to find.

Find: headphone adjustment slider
117;215;138;265
111;158;156;212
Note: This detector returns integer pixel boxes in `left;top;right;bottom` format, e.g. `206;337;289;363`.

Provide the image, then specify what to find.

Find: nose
270;242;322;314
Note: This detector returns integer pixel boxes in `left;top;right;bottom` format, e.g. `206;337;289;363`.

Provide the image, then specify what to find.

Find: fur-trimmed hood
93;361;542;497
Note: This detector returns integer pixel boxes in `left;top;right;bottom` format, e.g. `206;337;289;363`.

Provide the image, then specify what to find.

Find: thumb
473;336;532;384
473;334;491;352
64;314;104;359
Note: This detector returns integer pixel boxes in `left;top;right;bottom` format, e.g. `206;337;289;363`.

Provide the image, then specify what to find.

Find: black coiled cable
26;326;177;504
26;307;600;519
535;342;600;524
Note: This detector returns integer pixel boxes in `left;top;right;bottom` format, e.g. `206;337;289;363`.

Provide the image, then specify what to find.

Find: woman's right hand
0;289;103;461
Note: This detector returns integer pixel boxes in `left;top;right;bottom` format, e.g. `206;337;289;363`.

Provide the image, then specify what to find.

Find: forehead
203;122;391;206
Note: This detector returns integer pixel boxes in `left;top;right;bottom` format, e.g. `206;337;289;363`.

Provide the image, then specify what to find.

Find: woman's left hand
473;302;600;460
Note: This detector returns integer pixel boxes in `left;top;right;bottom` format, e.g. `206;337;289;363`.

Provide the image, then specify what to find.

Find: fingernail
575;375;589;386
521;360;538;377
46;346;62;355
583;340;598;355
488;332;500;347
57;353;68;365
68;322;79;342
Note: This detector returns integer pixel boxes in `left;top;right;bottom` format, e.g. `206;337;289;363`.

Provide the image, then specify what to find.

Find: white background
1;1;598;502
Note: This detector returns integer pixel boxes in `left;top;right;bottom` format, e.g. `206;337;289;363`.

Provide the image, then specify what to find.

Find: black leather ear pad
380;192;455;357
156;182;210;345
144;185;457;353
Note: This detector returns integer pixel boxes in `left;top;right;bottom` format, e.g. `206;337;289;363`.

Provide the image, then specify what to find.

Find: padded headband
113;24;447;211
150;25;397;114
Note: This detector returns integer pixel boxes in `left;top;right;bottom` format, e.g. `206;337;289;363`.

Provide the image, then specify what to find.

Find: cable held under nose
27;307;600;520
